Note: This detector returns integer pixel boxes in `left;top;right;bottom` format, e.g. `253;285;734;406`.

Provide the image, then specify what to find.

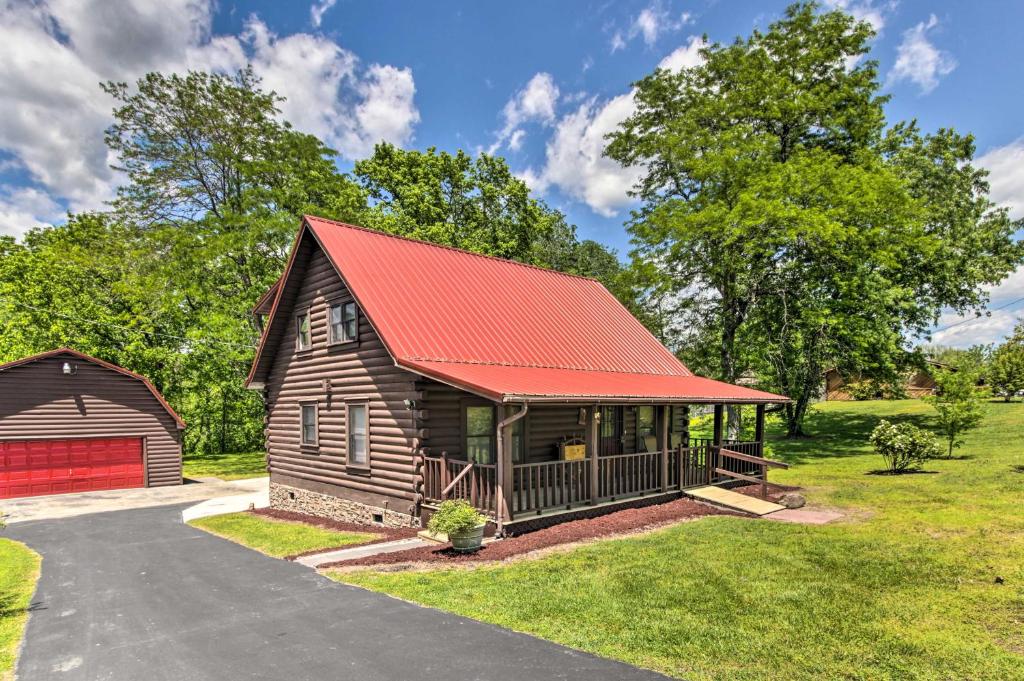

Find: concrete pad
764;508;844;525
1;476;268;524
297;537;432;567
684;485;785;516
180;486;270;523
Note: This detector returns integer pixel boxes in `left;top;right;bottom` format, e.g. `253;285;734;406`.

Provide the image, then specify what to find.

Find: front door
599;406;623;456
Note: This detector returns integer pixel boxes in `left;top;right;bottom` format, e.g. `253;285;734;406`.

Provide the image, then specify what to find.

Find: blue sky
0;0;1022;346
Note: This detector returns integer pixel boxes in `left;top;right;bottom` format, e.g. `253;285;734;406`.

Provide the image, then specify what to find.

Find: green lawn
0;538;40;681
334;400;1024;680
188;512;379;558
182;450;268;480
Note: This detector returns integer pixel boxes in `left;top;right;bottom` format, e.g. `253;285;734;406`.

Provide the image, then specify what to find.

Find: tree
926;368;985;458
988;322;1024;401
354;143;637;308
606;2;1022;437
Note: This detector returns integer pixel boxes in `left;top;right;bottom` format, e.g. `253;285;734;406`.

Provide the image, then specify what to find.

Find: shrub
869;420;942;473
926;368;986;458
427;500;486;536
847;380;881;401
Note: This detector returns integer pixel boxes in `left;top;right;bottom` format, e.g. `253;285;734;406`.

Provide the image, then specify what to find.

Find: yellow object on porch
685;485;785;516
562;443;586;461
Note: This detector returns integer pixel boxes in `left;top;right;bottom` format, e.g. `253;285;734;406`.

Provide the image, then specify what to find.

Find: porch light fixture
62;361;77;376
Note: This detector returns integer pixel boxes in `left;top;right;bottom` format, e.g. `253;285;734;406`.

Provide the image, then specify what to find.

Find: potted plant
427;500;487;552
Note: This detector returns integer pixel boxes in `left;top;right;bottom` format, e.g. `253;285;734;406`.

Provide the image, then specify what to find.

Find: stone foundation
270;482;418;529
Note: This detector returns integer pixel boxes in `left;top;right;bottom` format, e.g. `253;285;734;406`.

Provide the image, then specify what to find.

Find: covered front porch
418;401;785;533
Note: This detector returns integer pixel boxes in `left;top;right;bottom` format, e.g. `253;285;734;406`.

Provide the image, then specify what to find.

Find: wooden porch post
587;406;600;504
498;423;514;525
658;405;669;493
711;404;724;484
754;403;766;457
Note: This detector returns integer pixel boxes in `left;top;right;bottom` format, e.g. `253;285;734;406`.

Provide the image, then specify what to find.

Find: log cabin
246;216;787;534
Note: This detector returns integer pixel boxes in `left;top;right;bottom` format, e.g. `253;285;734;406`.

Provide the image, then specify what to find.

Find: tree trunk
726;405;742;440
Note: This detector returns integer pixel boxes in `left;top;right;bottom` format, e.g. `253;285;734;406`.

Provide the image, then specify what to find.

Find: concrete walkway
181;484;270;523
295;537;432;567
6;504;669;681
1;476;268;524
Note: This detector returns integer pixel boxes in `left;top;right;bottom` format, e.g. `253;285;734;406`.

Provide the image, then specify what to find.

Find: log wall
263;239;421;516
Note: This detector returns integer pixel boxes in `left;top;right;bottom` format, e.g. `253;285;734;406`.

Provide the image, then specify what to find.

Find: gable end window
329;301;358;345
346;401;370;469
295;310;311;351
300;402;318;447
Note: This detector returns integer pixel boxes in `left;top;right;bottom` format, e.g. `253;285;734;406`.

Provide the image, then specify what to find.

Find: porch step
684;485;785;516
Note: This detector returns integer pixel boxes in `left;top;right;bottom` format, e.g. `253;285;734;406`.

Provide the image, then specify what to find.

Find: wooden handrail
442;461;475;497
714;467;764;485
719;448;790;469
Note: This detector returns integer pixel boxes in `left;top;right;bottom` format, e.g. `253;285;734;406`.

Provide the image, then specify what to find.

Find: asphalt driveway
6;505;669;681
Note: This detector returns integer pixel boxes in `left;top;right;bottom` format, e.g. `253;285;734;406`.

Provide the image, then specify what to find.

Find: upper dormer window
296;311;311;351
329;301;358;345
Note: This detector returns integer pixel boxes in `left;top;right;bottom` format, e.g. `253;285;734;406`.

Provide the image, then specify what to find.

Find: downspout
495;401;528;536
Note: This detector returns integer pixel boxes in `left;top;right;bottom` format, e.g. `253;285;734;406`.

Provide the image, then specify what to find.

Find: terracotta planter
448;523;485;552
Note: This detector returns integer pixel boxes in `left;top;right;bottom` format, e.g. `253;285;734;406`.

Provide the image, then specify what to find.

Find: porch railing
421;439;765;518
598;451;661;499
420;454;498;516
512;459;590;514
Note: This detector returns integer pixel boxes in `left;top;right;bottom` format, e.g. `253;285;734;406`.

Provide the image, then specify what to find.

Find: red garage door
0;437;144;499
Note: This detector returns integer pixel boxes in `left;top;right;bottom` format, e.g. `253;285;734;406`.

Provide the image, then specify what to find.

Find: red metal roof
0;348;186;428
249;216;786;403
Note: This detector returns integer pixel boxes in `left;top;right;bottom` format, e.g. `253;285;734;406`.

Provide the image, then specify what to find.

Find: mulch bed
319;497;738;569
249;508;421;560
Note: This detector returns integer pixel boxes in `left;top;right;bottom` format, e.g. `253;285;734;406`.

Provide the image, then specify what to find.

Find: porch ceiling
401;359;788;404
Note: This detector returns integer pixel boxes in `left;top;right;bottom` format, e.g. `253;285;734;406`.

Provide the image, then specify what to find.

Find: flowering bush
869;419;942;473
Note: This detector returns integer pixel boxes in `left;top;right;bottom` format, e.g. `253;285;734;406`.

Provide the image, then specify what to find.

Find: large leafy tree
355;143;634;305
606;2;1021;436
989;322;1024;401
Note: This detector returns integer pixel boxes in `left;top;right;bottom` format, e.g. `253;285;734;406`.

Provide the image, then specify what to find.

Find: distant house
246;216;787;533
0;348;184;499
823;360;951;401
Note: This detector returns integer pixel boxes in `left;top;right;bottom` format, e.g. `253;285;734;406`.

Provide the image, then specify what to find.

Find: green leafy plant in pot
427;500;487;552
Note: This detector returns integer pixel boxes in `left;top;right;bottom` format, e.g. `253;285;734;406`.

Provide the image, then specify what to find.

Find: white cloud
489;72;560;154
525;92;644;217
977;137;1024;221
507;129;526;151
0;0;419;237
523;37;704;217
657;35;705;72
0;185;66;239
310;0;338;28
612;3;692;52
888;14;956;94
930;267;1024;347
823;0;893;33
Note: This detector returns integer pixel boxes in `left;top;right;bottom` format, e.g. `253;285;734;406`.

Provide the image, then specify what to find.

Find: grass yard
0;538;40;681
334;400;1024;680
182;450;268;480
188;512;378;558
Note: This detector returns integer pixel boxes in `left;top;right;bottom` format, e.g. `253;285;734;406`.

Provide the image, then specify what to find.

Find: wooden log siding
264;244;421;511
0;355;182;487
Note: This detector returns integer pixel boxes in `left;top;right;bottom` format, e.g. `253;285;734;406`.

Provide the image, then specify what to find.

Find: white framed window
295;310;311;351
300;402;318;447
329;301;358;344
346;401;369;469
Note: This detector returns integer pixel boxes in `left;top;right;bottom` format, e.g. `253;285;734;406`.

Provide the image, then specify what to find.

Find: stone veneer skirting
270;482;419;529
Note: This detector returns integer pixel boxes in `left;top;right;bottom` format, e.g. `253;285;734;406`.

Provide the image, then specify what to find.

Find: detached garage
0;348;184;499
